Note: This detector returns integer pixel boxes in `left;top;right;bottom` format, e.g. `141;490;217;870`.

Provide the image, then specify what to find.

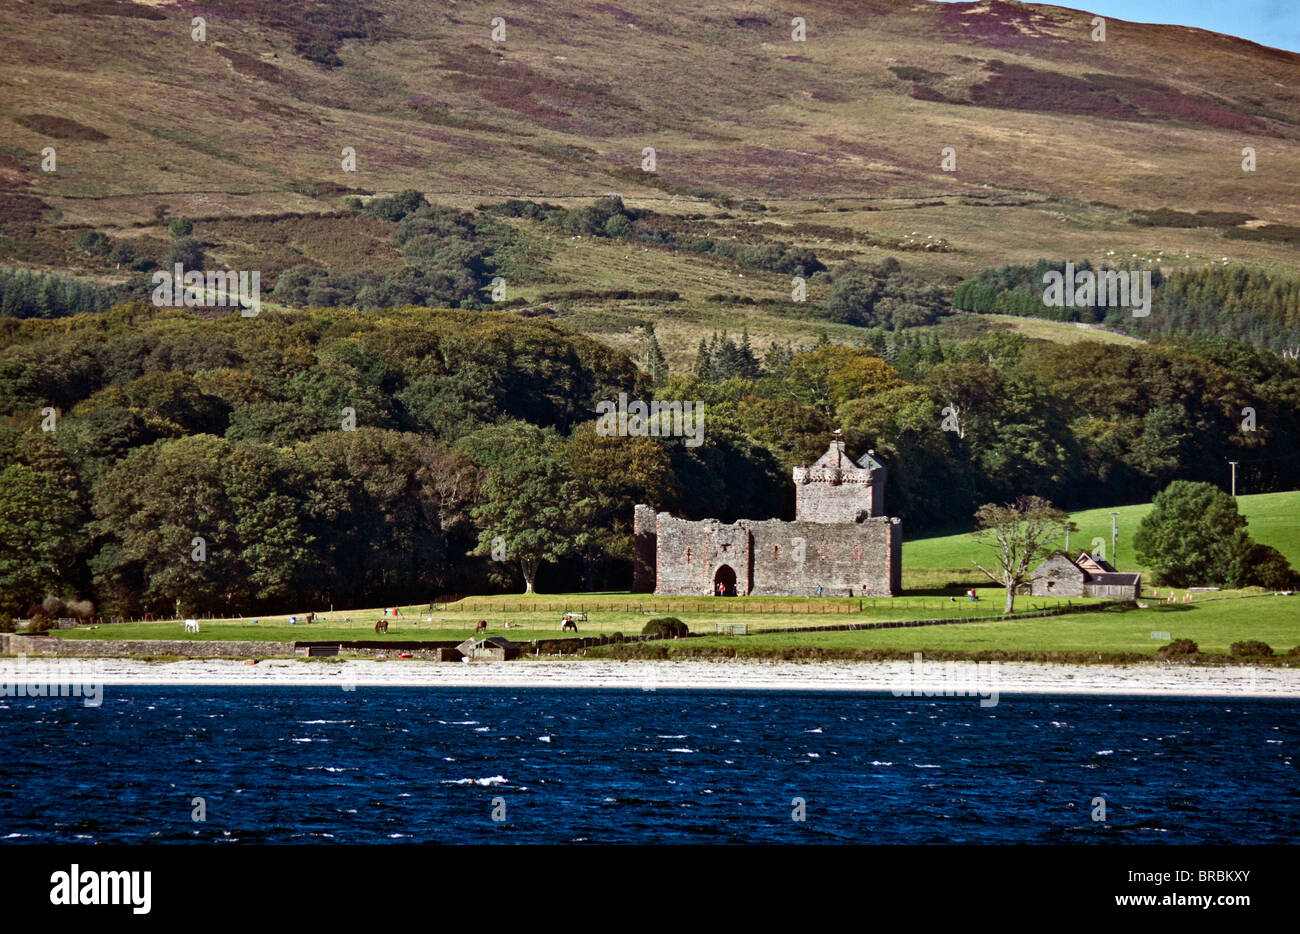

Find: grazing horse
375;619;389;634
560;618;578;633
475;619;488;634
183;619;200;634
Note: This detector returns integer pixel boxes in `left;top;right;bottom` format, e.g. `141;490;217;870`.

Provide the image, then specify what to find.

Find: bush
108;240;153;271
1230;640;1273;658
604;214;632;238
609;631;624;643
1156;638;1198;658
642;617;688;639
1243;543;1298;589
824;259;943;329
166;237;205;270
298;42;343;68
362;189;428;223
167;217;194;239
75;230;111;256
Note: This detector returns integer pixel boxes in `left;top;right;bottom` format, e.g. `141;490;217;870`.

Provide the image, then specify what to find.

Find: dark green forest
2;298;1298;619
954;260;1300;352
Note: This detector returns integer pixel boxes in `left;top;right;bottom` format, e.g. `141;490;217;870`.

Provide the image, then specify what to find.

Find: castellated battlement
632;437;900;597
793;439;886;524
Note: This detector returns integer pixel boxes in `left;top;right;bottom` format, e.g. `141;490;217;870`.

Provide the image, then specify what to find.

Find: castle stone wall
643;512;900;597
748;517;898;596
633;504;657;593
793;473;883;523
653;515;752;595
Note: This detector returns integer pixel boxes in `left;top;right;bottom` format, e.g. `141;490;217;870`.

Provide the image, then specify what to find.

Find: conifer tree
644;323;668;385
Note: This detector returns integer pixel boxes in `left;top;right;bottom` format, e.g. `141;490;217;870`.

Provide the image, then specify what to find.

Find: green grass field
46;588;1300;660
50;592;1107;643
903;490;1300;583
659;594;1300;658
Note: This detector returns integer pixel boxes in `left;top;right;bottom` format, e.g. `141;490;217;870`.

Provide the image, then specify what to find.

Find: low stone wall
0;634;287;658
1;631;703;660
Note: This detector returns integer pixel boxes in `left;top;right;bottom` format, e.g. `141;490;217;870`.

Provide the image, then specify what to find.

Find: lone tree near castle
972;496;1069;614
468;425;576;594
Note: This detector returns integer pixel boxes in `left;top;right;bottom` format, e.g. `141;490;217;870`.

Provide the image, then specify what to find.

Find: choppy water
1;688;1296;843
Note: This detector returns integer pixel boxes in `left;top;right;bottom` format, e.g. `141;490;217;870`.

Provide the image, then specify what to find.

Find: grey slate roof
1086;572;1141;586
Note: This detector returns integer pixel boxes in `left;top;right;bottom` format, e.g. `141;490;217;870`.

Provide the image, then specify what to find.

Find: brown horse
375;619;389;634
475;619;487;634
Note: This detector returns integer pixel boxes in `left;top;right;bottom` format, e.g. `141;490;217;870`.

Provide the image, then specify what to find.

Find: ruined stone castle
633;437;902;597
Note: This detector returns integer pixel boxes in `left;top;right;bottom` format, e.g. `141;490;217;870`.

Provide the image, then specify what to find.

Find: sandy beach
7;656;1298;698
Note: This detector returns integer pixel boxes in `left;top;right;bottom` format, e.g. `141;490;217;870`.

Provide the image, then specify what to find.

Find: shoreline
4;657;1298;697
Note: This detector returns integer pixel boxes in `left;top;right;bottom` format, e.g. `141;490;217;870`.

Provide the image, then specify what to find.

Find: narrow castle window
773;545;781;560
684;547;692;565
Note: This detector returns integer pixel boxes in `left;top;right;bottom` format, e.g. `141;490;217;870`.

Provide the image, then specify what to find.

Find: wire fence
29;595;1105;632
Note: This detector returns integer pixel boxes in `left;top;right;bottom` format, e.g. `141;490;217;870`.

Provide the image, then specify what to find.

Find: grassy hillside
903;490;1300;576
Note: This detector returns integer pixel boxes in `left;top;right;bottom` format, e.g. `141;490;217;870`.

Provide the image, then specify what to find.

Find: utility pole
1109;512;1120;568
1229;460;1239;498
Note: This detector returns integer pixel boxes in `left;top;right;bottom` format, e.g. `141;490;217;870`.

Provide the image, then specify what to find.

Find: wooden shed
455;636;520;661
1083;571;1142;599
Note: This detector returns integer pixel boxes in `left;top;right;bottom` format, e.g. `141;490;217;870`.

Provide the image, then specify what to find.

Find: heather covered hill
4;0;1298;220
3;0;1299;357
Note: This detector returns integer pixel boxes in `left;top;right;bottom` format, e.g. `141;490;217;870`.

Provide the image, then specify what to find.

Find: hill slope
4;0;1299;353
6;0;1299;215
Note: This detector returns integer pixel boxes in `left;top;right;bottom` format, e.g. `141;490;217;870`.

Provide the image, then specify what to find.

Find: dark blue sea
1;688;1296;844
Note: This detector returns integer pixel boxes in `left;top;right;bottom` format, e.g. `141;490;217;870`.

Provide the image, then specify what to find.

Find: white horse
183;619;200;633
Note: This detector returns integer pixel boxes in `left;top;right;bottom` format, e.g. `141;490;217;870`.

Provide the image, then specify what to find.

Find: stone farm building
1029;551;1141;599
633;437;901;597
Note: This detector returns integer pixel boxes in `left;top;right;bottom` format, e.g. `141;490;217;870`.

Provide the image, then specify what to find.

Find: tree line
2;296;1298;620
0;304;779;618
953;260;1300;352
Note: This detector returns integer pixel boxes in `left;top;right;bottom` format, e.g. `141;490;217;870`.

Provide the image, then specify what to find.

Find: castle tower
791;435;886;523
